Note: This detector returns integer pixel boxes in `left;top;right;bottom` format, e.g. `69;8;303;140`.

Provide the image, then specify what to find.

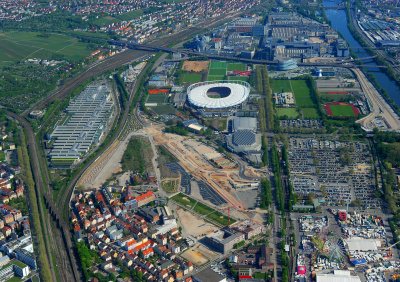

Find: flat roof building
204;227;244;254
226;130;261;153
231;117;257;132
48;81;115;166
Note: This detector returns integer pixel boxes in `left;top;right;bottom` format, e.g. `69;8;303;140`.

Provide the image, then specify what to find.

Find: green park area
171;193;234;226
0;32;93;66
89;9;144;26
276;108;299;119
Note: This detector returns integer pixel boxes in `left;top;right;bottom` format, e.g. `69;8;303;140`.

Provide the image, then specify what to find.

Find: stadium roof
187;81;250;109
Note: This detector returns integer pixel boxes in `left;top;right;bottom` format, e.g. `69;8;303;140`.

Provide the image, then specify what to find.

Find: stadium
187;81;250;116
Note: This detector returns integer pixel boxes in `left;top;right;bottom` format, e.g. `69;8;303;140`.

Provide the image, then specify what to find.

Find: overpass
110;40;391;69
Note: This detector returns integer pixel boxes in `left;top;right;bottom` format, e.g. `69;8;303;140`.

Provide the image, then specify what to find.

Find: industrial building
48;81;115;166
226;130;262;153
204;227;245;254
231;117;257;132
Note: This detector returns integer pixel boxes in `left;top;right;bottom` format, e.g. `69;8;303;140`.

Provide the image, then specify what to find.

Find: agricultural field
276;108;299;119
324;102;359;118
171;193;234;226
0;32;93;66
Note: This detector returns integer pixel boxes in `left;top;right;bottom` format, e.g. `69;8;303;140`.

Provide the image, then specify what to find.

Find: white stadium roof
187;81;250;109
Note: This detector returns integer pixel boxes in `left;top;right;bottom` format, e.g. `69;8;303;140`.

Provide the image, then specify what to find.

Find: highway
353;68;400;131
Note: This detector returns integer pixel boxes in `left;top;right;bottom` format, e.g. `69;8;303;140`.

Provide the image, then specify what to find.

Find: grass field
171;193;234;226
301;108;320;119
324;102;359;118
0;32;92;66
272;79;320;119
180;72;202;84
276;108;299;118
146;94;167;104
207;74;226;81
227;63;246;71
228;76;249;82
210;61;227;69
152;105;176;115
208;68;227;76
330;105;355;116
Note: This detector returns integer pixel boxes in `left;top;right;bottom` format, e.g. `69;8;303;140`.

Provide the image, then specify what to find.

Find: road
353;67;400;131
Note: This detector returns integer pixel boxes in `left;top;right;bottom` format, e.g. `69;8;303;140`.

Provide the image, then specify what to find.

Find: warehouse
48;81;115;166
226;130;262;153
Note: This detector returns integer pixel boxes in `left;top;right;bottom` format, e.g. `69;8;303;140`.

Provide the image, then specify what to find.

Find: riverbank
344;1;400;116
323;0;400;118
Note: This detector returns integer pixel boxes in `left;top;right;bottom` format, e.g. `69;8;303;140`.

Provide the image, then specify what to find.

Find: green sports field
228;76;249;82
146;94;167;104
330;105;356;117
227;62;246;71
301;108;320;119
180;72;202;84
207;74;226;81
276;108;299;119
208;68;227;76
272;79;320;119
0;32;92;66
210;61;227;69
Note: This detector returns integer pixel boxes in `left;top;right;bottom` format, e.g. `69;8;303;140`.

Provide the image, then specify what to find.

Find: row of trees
271;144;285;212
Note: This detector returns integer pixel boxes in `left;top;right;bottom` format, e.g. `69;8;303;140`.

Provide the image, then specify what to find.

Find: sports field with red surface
324;102;360;118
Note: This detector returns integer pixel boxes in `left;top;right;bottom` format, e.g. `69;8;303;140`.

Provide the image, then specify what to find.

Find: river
323;0;400;106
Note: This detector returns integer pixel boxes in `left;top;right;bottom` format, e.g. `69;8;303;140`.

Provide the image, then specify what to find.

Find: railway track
8;9;251;282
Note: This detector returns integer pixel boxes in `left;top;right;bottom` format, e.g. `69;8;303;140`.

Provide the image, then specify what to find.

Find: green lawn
207;74;226;81
208;68;227;76
276;108;299;119
171;193;234;226
146;94;167;104
330;105;355;117
290;80;314;108
115;10;144;21
210;61;227;69
152;105;176;115
180;72;202;84
272;79;320;119
271;79;292;93
0;32;92;66
227;62;246;71
228;76;249;82
171;193;197;209
301;108;320;119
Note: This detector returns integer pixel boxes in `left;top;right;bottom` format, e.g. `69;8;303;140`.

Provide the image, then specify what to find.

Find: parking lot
288;138;380;208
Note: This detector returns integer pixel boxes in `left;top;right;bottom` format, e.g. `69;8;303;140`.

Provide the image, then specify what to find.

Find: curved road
9;8;265;282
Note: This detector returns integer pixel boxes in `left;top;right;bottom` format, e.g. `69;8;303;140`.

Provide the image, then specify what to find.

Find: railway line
7;11;245;282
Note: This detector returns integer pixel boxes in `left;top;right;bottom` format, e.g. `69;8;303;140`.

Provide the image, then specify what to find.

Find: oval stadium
187;81;250;109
